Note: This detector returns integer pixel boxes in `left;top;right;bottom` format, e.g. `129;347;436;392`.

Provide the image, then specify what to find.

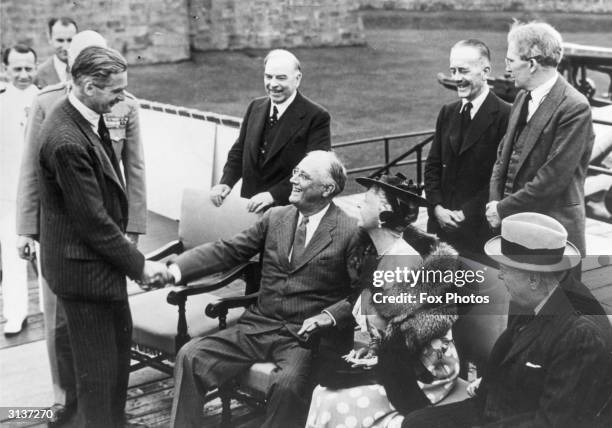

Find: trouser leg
61;298;131;428
40;272;63;403
0;207;28;325
261;332;313;428
171;327;266;428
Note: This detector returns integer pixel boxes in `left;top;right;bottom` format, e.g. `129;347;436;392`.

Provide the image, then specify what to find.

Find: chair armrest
145;240;183;261
166;261;258;304
205;292;260;319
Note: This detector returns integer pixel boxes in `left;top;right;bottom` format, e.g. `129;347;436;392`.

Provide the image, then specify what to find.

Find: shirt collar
461;86;489;119
297;203;331;246
53;55;69;83
270;90;297;119
530;73;558;108
534;284;559;315
68;91;100;132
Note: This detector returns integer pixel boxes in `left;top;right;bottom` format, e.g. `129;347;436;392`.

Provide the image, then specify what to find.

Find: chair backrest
179;188;260;251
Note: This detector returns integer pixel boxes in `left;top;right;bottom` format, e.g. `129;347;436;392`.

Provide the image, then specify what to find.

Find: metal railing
332;130;435;184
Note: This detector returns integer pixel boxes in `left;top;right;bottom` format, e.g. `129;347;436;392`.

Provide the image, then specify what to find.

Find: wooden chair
129;188;260;375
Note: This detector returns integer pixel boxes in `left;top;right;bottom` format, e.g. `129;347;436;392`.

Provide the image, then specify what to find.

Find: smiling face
358;187;385;230
449;45;489;101
84;72;127;114
5;49;36;90
49;21;77;63
264;53;301;104
289;155;333;215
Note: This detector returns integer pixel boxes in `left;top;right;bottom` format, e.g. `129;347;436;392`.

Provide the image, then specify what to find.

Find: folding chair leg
219;384;232;427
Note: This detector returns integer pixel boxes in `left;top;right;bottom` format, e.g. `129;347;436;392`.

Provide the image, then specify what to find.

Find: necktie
458;102;472;151
514;91;532;140
269;105;279;127
97;115;123;185
291;216;309;264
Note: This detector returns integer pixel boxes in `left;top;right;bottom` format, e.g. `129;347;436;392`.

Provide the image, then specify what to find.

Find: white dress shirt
461;86;490;119
269;90;297;119
527;73;558;122
53;55;69;83
68;92;100;136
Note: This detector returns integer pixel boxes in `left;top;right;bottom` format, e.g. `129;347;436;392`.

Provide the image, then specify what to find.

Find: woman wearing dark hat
306;174;461;428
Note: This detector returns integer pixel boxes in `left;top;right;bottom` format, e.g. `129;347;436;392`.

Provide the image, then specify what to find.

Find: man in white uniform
0;44;39;335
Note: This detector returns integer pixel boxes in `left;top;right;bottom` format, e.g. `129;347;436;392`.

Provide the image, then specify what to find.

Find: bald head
68;31;107;68
264;49;301;72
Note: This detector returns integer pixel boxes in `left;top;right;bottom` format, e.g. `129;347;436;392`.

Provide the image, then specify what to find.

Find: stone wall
360;0;612;12
189;0;364;51
0;0;365;65
0;0;191;65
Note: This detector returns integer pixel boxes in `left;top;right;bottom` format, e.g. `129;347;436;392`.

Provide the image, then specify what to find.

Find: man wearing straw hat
398;212;612;427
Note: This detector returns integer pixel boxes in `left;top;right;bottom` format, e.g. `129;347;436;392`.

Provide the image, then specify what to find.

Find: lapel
246;98;269;167
290;203;337;272
62;100;126;195
447;102;463;155
263;92;306;166
459;92;499;156
514;76;566;174
499;288;573;366
277;207;299;271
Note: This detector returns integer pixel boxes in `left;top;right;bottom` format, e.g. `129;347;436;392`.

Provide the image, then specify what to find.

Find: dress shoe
3;317;27;336
47;403;77;427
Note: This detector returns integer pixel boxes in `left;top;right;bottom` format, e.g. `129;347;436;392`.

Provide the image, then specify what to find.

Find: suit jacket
17;82;147;236
425;92;510;250
478;287;612;427
220;91;331;204
35;57;62;89
174;202;361;352
489;76;595;256
38;99;145;301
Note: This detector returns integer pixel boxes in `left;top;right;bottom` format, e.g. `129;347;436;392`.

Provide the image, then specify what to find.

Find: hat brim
356;177;429;207
484;236;581;272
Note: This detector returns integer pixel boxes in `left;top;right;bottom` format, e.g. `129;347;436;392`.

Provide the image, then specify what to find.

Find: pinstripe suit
38;98;145;427
170;203;361;428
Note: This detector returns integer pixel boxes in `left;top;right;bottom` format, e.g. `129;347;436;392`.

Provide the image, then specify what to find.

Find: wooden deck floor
1;200;611;427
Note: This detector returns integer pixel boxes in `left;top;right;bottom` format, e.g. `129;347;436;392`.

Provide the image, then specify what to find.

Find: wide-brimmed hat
356;173;428;207
484;212;581;272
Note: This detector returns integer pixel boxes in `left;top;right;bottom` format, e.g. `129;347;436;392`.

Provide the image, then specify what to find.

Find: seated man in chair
400;212;612;427
161;151;362;428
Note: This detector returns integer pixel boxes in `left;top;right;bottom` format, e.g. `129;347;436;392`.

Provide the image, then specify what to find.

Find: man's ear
82;78;96;96
321;183;334;198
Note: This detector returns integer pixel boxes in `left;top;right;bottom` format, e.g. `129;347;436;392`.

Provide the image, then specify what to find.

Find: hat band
501;237;565;265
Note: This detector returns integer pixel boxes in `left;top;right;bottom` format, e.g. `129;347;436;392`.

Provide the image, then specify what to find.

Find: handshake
138;261;176;291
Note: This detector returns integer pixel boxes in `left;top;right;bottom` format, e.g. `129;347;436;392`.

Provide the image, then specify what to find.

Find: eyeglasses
505;55;542;66
292;168;313;182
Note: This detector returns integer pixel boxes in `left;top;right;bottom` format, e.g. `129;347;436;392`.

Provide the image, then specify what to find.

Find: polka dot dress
306;330;459;428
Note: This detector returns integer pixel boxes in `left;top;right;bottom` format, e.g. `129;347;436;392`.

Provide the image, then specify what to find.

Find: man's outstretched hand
138;261;175;291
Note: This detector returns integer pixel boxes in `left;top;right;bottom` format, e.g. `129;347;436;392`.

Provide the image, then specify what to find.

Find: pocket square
525;362;542;368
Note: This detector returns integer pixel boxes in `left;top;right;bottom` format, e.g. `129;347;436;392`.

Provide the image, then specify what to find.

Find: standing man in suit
486;21;595;258
0;44;39;335
35;17;78;88
16;30;147;425
398;213;612;427
167;151;361;428
37;46;163;428
210;49;331;213
425;39;510;257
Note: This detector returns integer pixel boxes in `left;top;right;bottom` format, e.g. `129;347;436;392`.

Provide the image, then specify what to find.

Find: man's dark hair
71;46;127;87
47;17;78;35
2;44;37;66
453;39;491;63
